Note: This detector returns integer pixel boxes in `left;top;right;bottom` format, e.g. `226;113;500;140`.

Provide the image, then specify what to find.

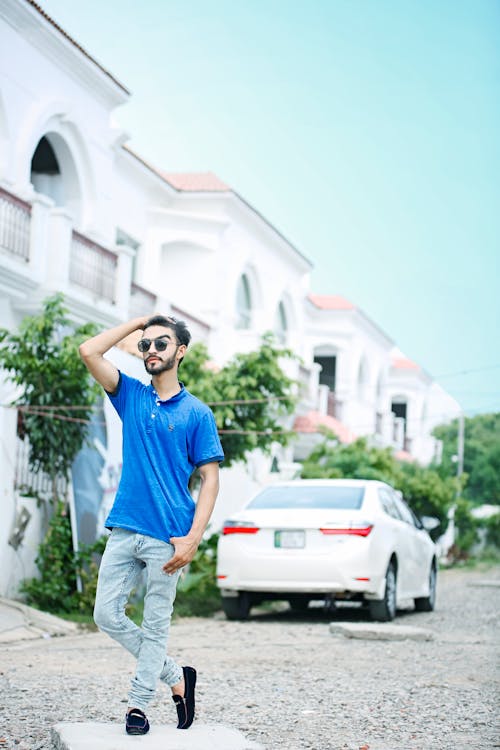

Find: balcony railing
327;390;342;419
15;429;66;502
70;231;117;303
129;282;157;318
0;187;31;262
171;304;211;335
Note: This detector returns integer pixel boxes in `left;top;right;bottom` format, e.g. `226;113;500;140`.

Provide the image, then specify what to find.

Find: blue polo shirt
105;371;224;543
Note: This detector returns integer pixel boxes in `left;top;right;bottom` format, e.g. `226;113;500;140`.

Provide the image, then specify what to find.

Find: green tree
0;293;99;495
396;461;459;532
300;433;459;534
181;333;297;467
0;294;101;612
433;413;500;505
301;435;397;483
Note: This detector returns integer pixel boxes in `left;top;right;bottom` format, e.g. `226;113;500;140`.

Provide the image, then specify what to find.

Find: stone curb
467;580;500;588
51;722;264;750
0;597;80;643
329;621;434;641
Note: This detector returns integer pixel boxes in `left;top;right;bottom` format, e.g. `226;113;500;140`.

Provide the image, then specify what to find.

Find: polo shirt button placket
151;396;162;421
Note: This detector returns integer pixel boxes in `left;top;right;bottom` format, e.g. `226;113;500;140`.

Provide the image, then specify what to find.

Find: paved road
1;565;499;750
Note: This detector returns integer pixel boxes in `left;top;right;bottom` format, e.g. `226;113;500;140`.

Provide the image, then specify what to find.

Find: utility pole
457;412;465;479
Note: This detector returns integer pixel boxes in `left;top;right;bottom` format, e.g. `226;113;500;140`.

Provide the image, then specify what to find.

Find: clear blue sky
39;0;500;416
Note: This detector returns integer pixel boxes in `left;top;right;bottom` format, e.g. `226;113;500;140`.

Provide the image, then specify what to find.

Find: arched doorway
235;272;252;329
30;133;82;223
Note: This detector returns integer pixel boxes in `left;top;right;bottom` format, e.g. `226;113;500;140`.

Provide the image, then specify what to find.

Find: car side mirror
420;515;440;532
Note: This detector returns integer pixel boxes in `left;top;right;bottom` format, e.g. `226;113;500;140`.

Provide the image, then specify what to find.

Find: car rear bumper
217;549;386;596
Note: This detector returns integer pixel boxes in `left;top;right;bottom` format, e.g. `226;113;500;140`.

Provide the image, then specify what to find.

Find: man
79;314;223;735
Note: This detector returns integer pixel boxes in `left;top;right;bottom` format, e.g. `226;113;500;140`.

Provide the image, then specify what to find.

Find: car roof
261;479;389;488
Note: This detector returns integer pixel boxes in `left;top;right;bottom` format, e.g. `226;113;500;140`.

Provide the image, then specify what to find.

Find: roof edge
121;145;313;269
24;0;130;95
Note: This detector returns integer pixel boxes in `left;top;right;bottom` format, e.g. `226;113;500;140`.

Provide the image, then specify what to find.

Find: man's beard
144;351;177;375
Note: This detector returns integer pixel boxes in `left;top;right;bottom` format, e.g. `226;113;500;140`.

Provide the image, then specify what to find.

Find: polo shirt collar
150;381;186;403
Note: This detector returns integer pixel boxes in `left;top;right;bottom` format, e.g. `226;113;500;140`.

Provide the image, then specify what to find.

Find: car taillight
222;521;260;535
320;523;373;537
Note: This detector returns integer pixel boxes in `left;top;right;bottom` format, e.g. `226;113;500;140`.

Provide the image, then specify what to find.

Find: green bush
484;512;500;548
301;434;459;534
21;501;107;615
452;498;480;556
174;533;221;617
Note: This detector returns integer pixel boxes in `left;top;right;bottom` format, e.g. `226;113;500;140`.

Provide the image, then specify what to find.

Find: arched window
274;300;288;343
357;357;369;400
29;133;82;222
314;345;337;392
391;397;408;435
236;273;252;329
30;136;64;205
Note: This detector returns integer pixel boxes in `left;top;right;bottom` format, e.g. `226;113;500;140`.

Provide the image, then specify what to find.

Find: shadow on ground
244;601;420;624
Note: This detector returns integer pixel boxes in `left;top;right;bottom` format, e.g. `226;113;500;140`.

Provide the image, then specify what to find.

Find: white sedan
217;479;437;621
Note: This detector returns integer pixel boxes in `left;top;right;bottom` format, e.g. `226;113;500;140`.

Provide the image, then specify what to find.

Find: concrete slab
0;597;80;643
51;723;264;750
329;621;434;641
467;580;500;588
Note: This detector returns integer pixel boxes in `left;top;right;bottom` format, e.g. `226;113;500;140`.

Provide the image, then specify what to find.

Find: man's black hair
143;315;191;366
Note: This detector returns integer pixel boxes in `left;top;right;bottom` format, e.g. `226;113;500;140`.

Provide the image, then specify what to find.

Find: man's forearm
80;316;148;359
187;471;220;543
163;467;220;573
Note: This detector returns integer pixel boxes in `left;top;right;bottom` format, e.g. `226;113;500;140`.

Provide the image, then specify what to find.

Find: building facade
0;0;461;596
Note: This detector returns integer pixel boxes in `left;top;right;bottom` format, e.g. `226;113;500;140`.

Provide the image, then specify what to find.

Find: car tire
288;596;310;613
414;562;437;612
221;592;251;620
369;560;397;622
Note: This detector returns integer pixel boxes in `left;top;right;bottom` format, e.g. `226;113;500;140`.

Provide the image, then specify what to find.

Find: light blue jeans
94;528;183;711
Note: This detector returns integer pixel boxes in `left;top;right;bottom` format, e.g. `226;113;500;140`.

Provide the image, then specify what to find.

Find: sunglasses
137;336;178;353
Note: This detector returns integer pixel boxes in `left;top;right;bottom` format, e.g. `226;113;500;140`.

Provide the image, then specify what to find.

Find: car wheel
369;560;397;622
288;596;310;613
414;562;437;612
221;592;251;620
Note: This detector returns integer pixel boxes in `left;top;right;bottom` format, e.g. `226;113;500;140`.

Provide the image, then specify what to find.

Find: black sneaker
172;665;196;729
126;708;150;735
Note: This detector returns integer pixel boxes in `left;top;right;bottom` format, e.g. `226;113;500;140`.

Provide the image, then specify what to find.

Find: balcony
130;282;157;319
70;231;117;304
316;384;343;422
0;187;161;323
0;187;31;262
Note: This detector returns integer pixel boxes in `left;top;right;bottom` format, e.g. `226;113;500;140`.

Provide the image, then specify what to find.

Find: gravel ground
1;565;499;750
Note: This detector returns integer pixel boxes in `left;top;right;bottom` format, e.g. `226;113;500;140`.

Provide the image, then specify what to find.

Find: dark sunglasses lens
138;339;151;352
155;339;168;351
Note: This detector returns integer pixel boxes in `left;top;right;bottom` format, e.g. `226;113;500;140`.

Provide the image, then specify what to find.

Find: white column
114;243;135;316
317;384;329;415
47;207;73;292
393;417;405;450
28;193;53;284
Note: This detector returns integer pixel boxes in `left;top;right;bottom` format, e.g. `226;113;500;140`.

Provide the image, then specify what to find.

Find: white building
0;0;461;596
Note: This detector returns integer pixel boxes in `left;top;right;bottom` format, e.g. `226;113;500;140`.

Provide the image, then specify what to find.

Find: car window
378;488;402;520
393;494;418;527
247;485;365;510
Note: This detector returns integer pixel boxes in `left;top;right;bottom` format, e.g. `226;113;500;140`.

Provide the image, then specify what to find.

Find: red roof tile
308;294;355;311
394;449;415;463
160;172;230;192
121;147;312;267
392;357;420;371
293;411;356;443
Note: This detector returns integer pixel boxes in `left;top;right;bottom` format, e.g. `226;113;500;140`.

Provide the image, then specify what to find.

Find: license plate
275;530;305;549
